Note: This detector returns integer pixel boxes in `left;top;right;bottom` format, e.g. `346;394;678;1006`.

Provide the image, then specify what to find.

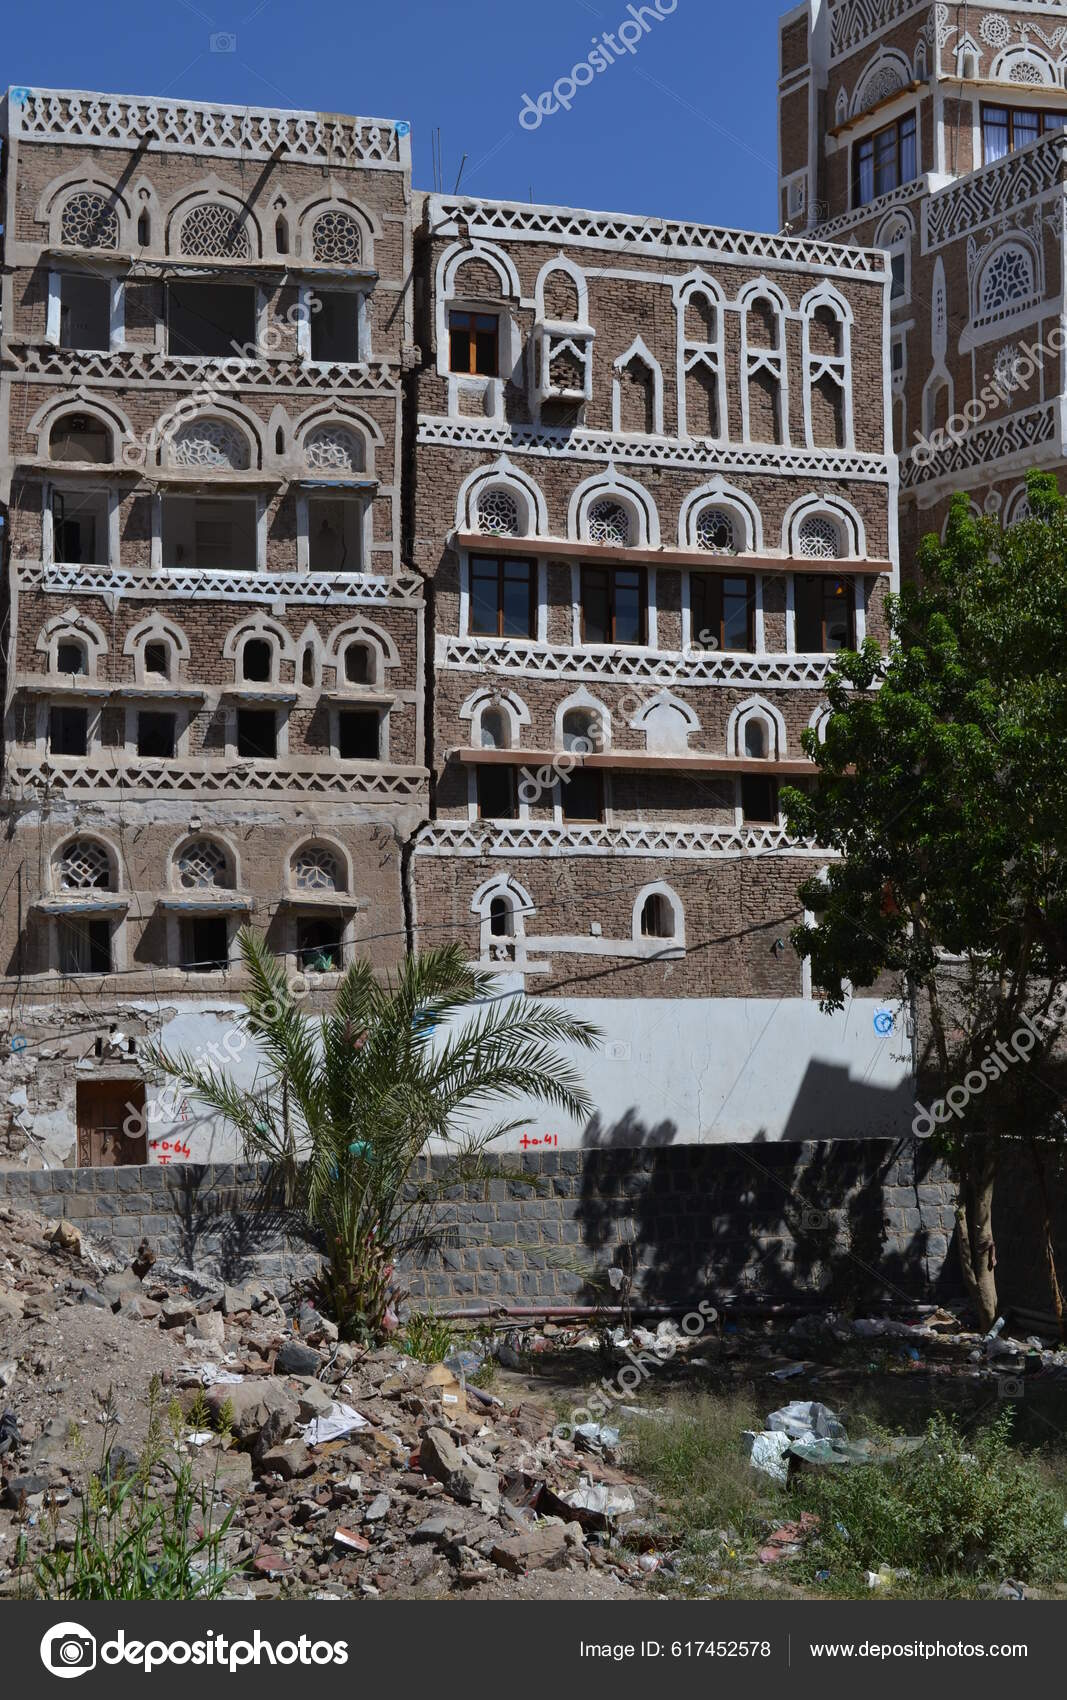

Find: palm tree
145;928;600;1339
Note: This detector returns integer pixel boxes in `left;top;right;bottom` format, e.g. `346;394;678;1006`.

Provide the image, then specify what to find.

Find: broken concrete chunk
419;1426;464;1483
254;1441;313;1481
160;1298;197;1329
205;1378;298;1442
490;1525;570;1574
274;1339;322;1377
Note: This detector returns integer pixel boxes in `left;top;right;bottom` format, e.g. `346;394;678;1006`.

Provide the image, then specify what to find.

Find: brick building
0;77;913;1169
407;192;911;1145
0;88;425;1165
779;0;1067;554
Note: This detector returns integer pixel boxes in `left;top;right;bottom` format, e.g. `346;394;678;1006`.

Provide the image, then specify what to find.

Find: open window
50;413;113;464
477;765;518;820
241;639;273;683
741;774;779;824
166;281;256;358
56;638;88;676
49;705;88;756
640;892;677;939
144;641;170;679
343;641;375;686
296;916;343;973
310;292;361;363
51;489;109;565
57;916;112;975
161;496;258;571
307;497;363;572
180;914;230;973
57;272;111;351
137;710;176;759
561;769;605;823
337;708;380;760
236;708;277;759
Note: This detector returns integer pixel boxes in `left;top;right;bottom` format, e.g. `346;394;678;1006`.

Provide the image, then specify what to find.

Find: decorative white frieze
924;133;1067;250
829;1;930;62
17;564;424;606
5;342;398;395
417;417;891;484
427;195;888;277
7;757;426;800
437;635;837;690
414;819;819;858
901;398;1057;489
10;90;409;169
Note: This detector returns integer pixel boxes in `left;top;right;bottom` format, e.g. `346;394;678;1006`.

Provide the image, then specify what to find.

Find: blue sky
4;0;786;232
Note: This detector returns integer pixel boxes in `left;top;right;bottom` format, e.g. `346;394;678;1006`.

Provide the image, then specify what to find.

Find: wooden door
76;1080;147;1168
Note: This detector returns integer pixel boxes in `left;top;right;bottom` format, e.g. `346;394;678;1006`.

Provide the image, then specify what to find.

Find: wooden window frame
980;102;1066;163
852;112;917;207
468;553;536;639
448;309;500;377
795;574;856;654
690;572;755;653
580;565;648;646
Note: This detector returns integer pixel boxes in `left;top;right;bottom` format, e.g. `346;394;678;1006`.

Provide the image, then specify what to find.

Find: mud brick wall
0;1140;984;1307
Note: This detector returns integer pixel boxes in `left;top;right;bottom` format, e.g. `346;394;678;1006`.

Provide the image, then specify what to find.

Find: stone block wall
0;1139;971;1307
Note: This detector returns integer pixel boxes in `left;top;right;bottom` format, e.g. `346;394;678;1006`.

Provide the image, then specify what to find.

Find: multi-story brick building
408;192;911;1145
780;0;1067;554
0;88;425;1165
0;76;914;1170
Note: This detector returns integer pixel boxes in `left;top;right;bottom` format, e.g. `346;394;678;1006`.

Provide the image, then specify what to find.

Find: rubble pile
0;1206;647;1598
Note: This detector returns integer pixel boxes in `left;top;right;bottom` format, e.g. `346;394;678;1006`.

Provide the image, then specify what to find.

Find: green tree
783;472;1067;1332
146;929;599;1339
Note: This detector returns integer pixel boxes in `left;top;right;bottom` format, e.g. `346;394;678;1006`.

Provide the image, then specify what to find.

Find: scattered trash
743;1429;792;1483
866;1563;911;1589
766;1401;846;1441
299;1402;370;1447
759;1512;819;1564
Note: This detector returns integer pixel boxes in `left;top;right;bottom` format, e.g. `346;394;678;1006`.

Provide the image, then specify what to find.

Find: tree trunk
955;1138;998;1331
1026;1134;1066;1343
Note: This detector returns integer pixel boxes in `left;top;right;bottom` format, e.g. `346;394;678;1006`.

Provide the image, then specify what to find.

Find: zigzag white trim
414;820;820;858
436;635;838;689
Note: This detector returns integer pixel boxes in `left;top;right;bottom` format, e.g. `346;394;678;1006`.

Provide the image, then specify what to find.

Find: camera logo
210;31;237;52
41;1623;97;1679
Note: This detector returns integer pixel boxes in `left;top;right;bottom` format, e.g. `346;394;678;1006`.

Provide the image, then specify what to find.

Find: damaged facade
779;0;1067;553
0;78;911;1169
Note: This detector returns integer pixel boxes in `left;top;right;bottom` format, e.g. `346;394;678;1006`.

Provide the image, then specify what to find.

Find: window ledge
454;531;889;575
156;893;254;913
35;894;129;915
278;892;369;909
451;747;816;775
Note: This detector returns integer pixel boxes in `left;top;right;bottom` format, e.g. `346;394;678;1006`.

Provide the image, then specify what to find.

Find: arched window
797;514;843;559
275;214;290;255
479;708;508;750
587;499;631;547
695;507;736;554
136;209;151;247
343;641;374;685
640;893;676;939
616;352;657;434
311;210;363;264
143;640;171;679
678;280;725;440
56;637;88;675
562;707;603;753
56;838;113;891
301;644;316;686
241;639;272;682
60;190;119;249
476;487;521;537
304;424;365;473
176;839;231;890
978;244;1037;319
743;293;787;445
169;418;251;470
744;718;770;758
292;845;345;892
49;413;113;464
179;202;250;259
489;896;513;938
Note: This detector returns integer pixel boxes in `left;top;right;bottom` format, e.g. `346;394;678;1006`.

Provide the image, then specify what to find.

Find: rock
490;1525;570;1574
274;1340;322;1376
222;1284;255;1316
30;1417;71;1466
448;1463;500;1511
296;1382;336;1421
100;1269;143;1308
0;1361;15;1389
363;1492;390;1521
49;1221;82;1256
3;1473;49;1507
160;1298;197;1329
77;1287;110;1311
413;1510;468;1543
419;1426;464;1483
102;1443;140;1481
0;1289;25;1323
205;1379;299;1442
254;1441;313;1481
189;1310;225;1345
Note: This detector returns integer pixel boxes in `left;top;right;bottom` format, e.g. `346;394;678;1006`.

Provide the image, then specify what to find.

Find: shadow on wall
165;1163;316;1282
778;1057;917;1143
576;1102;960;1308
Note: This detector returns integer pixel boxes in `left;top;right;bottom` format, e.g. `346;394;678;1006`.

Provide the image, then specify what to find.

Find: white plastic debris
744;1429;793;1483
560;1482;636;1519
299;1401;369;1446
574;1422;620;1448
184;1430;215;1447
766;1401;845;1441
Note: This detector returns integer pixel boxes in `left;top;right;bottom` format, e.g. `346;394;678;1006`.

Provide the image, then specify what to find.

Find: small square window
144;642;169;678
137;711;175;759
56;641;87;675
449;310;499;377
561;769;604;824
49;706;88;756
58;273;111;352
741;775;779;824
477;764;518;820
236;708;277;759
337;708;380;760
296;917;343;973
57;916;111;975
310;291;360;363
181;916;229;973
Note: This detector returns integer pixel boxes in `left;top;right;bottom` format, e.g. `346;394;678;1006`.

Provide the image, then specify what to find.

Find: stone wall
0;1139;972;1307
